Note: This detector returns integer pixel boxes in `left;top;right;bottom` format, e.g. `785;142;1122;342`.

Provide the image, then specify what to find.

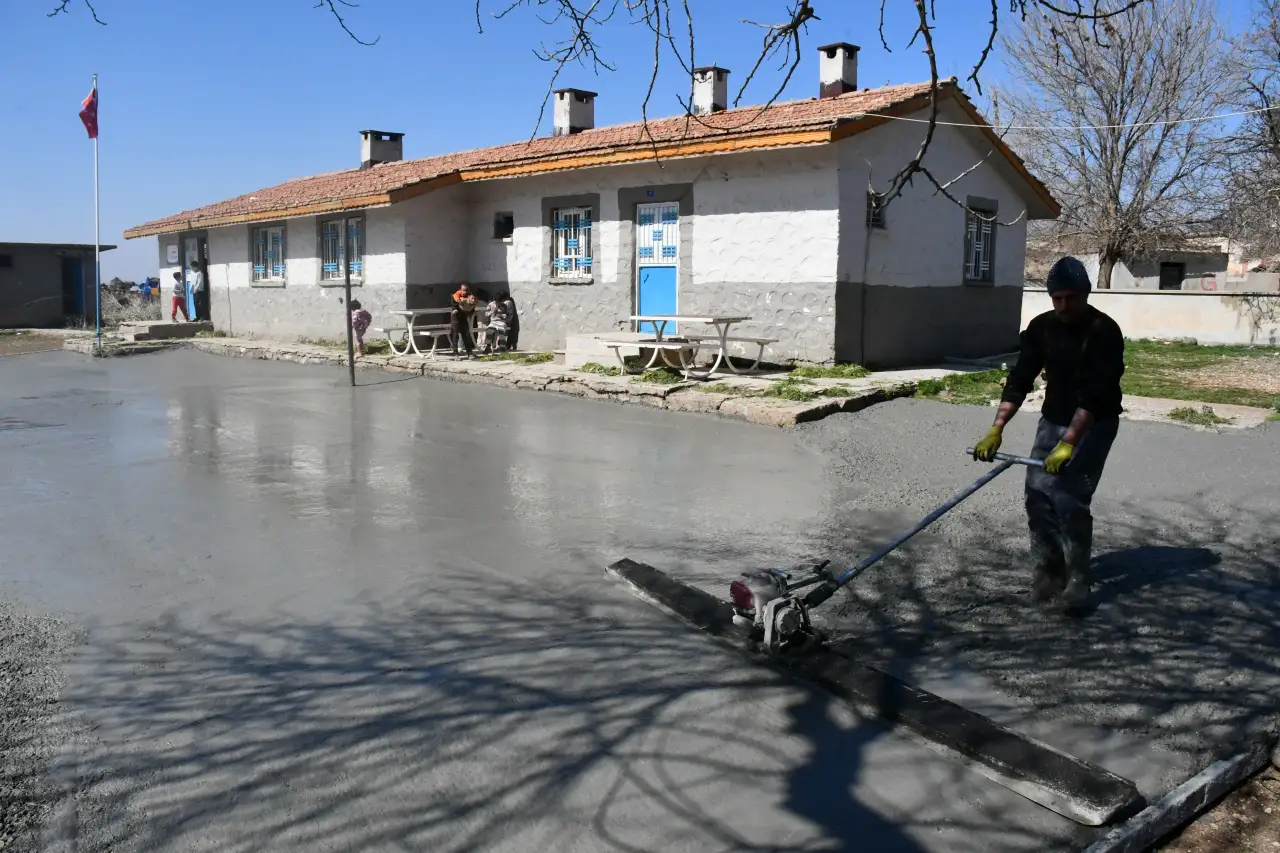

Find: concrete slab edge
1080;735;1274;853
61;337;916;429
605;557;1143;828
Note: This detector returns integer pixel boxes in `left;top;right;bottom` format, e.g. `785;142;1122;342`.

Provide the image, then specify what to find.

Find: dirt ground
0;333;65;357
1189;357;1280;395
1159;767;1280;852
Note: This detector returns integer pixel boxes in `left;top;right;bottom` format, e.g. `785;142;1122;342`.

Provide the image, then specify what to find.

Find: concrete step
116;321;212;342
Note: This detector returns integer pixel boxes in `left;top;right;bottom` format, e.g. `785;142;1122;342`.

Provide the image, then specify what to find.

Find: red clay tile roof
125;79;1054;237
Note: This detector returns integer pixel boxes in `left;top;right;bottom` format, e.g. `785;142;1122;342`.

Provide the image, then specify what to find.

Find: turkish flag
79;84;98;139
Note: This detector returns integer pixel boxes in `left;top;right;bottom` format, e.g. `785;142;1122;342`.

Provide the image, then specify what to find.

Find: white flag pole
93;73;101;352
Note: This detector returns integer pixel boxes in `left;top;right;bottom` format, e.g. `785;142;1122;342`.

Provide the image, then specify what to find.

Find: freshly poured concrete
1;350;1276;852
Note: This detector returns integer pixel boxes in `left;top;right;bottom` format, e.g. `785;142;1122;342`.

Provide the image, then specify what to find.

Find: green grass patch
362;338;390;355
1121;338;1280;410
298;337;344;348
1167;406;1235;427
576;362;621;376
475;351;555;365
790;363;871;380
760;377;818;402
913;368;1009;406
631;368;685;385
819;385;854;398
195;330;228;339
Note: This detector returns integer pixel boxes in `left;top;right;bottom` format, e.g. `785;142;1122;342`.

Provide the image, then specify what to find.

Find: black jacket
1001;305;1125;425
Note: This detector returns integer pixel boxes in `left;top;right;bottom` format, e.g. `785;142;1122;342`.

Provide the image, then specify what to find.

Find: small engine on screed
730;561;833;656
724;448;1046;659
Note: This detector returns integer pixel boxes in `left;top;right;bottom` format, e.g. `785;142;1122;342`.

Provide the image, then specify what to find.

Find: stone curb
62;336;917;428
1081;735;1275;853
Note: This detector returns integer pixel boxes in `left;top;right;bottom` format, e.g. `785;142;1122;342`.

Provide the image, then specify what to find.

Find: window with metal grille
865;191;885;228
551;206;592;279
250;225;286;283
321;215;364;283
963;206;996;282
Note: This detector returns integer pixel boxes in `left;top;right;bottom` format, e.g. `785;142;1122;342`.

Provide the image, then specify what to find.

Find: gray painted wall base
201;278;1025;369
1081;736;1274;853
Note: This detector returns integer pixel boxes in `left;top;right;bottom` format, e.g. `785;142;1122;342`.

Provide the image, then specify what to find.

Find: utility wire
866;104;1278;132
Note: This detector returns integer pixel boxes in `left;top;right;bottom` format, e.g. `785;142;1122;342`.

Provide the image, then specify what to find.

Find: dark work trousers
450;309;475;355
1024;415;1119;586
194;289;210;323
507;318;519;351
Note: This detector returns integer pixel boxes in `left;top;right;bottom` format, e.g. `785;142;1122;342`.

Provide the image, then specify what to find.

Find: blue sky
0;0;1254;280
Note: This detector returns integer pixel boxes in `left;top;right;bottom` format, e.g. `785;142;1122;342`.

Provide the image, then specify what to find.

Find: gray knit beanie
1046;256;1092;294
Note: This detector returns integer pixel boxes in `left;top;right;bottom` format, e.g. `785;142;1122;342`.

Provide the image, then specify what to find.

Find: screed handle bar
965;448;1046;469
803;450;1043;608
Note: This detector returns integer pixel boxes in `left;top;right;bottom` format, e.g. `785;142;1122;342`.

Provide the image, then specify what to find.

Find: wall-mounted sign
166;243;179;264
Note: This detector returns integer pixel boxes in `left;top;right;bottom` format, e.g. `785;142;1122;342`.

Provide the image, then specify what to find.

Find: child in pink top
349;300;373;355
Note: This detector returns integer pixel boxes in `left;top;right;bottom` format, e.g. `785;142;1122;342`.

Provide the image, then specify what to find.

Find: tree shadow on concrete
822;494;1280;780
48;564;939;853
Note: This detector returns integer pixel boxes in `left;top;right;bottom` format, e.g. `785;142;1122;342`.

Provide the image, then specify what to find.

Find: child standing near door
170;271;190;322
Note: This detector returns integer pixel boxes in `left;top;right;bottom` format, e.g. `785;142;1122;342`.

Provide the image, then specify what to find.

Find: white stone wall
458;146;840;359
838;99;1030;290
1023;288;1280;347
198;205;411;340
403;190;467;290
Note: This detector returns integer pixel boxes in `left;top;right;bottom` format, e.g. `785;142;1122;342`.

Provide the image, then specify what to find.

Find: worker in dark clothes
972;256;1126;615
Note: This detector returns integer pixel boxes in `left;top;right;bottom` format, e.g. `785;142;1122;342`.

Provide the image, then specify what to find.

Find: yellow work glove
1043;441;1075;474
972;426;1003;461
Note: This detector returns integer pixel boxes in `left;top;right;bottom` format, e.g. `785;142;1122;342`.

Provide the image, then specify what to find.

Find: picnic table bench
596;315;777;379
375;308;481;358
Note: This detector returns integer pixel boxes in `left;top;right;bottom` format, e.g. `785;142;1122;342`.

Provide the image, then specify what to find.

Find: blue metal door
636;202;679;335
638;266;677;316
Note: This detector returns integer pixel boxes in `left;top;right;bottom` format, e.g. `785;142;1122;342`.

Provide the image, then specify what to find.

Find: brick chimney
360;130;404;169
818;43;859;98
553;88;597;136
692;66;729;115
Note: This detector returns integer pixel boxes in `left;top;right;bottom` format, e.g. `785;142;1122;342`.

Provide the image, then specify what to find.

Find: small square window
866;191;885;228
493;211;515;240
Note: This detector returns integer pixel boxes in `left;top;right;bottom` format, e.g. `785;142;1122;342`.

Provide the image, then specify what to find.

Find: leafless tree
1219;0;1280;261
48;0;1158;226
997;0;1228;288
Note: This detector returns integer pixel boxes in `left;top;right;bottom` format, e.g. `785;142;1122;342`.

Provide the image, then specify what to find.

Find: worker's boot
1031;559;1066;603
1059;515;1093;617
1027;518;1065;604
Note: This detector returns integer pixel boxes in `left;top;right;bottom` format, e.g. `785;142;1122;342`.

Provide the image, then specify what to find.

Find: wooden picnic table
628;314;773;376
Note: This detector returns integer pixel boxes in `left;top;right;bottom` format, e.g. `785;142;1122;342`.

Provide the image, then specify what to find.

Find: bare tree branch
47;0;104;24
315;0;380;46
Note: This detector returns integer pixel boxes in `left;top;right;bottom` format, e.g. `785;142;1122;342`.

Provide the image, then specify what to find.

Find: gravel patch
0;334;66;358
0;597;78;850
1188;359;1280;395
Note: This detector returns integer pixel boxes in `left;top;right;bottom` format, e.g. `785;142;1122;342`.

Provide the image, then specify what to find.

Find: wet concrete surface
1;349;1276;852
